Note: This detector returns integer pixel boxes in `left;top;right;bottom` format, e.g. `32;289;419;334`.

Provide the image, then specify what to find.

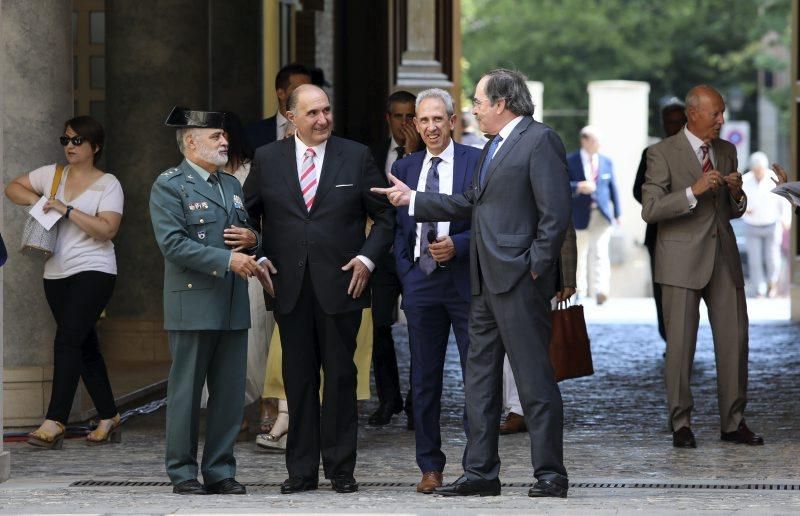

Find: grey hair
483;68;535;117
176;128;193;155
685;85;718;109
415;88;454;117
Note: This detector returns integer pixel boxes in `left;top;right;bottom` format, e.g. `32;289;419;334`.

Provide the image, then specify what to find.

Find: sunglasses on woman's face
59;135;85;146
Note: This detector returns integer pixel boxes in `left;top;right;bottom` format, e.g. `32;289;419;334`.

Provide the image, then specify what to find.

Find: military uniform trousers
165;329;247;485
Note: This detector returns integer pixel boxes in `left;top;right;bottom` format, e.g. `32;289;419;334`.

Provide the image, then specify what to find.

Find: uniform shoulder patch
157;167;184;181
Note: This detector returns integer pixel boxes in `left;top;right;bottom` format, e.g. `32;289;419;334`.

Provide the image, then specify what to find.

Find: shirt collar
497;115;525;141
389;136;401;151
294;134;327;161
185;158;215;182
684;125;708;152
580;148;597;163
425;139;455;164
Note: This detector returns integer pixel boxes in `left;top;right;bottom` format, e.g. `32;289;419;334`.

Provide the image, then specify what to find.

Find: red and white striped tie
300;147;318;210
700;145;713;173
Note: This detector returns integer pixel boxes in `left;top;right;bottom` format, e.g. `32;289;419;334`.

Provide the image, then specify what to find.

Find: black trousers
276;269;361;480
42;270;117;424
370;269;403;408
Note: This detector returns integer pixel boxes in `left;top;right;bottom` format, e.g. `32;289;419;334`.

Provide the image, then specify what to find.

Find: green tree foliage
462;0;790;149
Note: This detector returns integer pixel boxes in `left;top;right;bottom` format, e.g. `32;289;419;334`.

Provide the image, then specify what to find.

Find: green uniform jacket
149;159;255;331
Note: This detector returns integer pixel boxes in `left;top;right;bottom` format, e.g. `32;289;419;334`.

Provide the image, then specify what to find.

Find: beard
196;140;228;167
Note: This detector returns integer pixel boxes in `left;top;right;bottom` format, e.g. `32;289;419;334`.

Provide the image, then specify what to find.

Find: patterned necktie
479;135;503;186
395;146;405;162
300;147;318;211
419;157;442;275
700;145;713;173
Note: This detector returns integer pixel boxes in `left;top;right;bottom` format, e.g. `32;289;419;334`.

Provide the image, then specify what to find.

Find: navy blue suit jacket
567;151;620;230
392;143;481;303
244;116;277;152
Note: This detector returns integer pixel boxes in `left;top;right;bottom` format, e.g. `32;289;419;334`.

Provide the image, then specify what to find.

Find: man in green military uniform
150;107;260;495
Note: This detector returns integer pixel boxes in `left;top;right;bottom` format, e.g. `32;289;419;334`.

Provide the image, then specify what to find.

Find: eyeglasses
59;135;85;146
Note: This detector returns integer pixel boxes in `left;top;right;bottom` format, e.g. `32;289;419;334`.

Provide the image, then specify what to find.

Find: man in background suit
243;85;395;494
150;108;259;495
374;69;572;499
633;100;687;344
642;84;763;449
368;90;422;427
568;126;620;305
244;63;311;151
392;88;481;493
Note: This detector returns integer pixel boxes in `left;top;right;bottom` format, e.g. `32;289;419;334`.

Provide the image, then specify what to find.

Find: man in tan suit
642;85;763;448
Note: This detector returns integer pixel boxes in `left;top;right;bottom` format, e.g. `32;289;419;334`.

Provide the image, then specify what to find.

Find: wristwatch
65;205;74;219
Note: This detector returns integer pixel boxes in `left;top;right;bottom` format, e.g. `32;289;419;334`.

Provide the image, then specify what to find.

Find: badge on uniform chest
188;201;209;211
232;194;244;209
197;231;206;240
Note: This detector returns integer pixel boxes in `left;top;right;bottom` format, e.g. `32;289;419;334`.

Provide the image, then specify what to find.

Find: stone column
587;80;650;297
0;0;72;479
396;0;452;89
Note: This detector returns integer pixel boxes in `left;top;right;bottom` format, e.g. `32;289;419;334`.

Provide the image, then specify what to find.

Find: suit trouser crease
277;269;361;480
165;330;247;485
661;245;749;433
464;273;567;486
576;212;612;297
404;269;470;473
43;271;117;424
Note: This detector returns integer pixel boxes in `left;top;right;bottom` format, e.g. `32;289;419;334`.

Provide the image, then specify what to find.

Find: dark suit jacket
633;147;657;249
370;140;398;282
244;115;277;152
567;151;620;230
243;136;396;314
414;117;572;297
392;143;481;302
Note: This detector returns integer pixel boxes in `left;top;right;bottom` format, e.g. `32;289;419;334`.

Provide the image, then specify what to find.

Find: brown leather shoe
721;421;764;445
499;412;527;435
417;471;443;494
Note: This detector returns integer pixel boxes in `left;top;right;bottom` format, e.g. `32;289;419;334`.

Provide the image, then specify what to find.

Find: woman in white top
5;116;124;448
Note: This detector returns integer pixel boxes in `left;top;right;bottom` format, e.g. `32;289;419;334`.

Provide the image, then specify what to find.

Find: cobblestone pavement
2;317;800;513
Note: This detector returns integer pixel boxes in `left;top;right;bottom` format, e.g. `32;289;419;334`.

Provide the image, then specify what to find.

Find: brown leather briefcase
549;302;594;382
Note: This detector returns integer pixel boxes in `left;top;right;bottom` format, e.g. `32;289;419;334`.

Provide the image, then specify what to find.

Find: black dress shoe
528;480;568;498
368;401;402;426
331;474;359;493
721;421;764;445
433;477;500;497
673;426;697;448
173;479;207;495
280;476;318;494
205;477;246;495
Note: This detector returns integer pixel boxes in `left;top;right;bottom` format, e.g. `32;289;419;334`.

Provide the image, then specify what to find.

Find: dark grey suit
414;116;571;487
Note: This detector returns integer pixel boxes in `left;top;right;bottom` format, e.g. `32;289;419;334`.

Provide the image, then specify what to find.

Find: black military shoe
280;476;318;494
433;477;500;497
205;478;246;495
331;474;359;493
173;479;207;495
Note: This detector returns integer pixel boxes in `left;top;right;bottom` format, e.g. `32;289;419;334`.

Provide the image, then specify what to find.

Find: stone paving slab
2;321;799;513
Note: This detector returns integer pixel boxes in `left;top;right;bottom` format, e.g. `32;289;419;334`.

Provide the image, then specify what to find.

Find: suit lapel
279;138;308;213
309;137;344;214
479;117;531;199
182;161;226;209
404;153;426;194
453;144;470;194
673;131;703;182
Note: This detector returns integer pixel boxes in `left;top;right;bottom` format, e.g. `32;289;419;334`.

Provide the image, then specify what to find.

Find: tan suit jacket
641;131;746;290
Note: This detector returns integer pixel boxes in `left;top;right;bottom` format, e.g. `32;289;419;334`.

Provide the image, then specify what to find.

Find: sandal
86;414;122;445
27;420;66;450
255;409;288;452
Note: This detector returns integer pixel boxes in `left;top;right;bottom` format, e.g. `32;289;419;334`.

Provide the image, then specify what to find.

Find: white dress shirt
276;111;290;140
413;141;455;259
385;136;401;178
409;115;524;215
742;171;785;226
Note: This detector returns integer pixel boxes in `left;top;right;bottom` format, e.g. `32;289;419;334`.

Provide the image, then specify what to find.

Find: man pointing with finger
642;84;763;449
243;84;395;494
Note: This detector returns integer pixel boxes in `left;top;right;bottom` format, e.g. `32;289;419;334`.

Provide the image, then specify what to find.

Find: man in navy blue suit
392;88;481;494
567;125;620;305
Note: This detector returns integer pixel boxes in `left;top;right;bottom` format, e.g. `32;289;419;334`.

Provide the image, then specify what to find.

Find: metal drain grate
69;480;800;490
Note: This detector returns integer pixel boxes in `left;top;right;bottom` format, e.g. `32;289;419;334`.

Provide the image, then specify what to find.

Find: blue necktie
419;157;442;275
479;135;503;186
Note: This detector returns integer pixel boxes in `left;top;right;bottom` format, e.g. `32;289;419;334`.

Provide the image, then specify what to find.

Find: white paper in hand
29;196;62;230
